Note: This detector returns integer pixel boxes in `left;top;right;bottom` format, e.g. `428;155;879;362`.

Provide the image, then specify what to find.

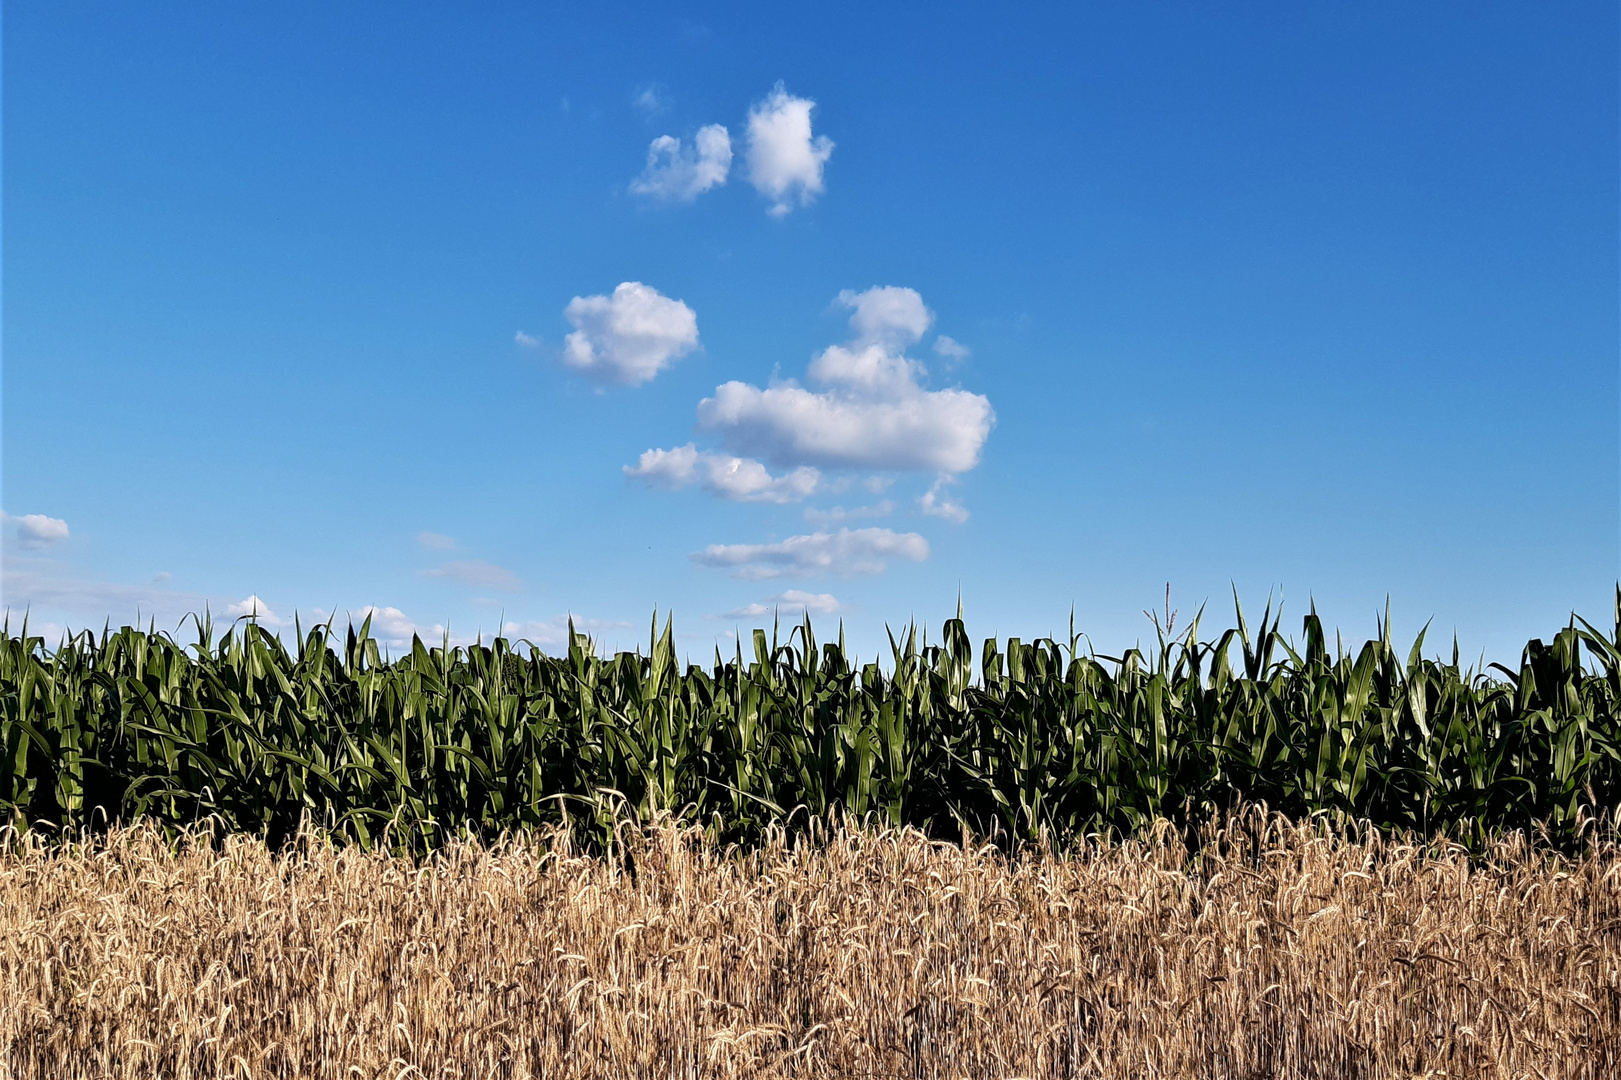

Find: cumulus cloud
693;286;993;473
630;124;732;202
933;335;970;360
802;500;893;525
625;443;820;503
918;476;969;524
226;595;283;626
353;606;447;650
692;527;928;579
840;286;933;348
419;560;522;592
562;282;699;386
9;513;70;550
515;330;541;349
745;83;834;216
721;590;842;620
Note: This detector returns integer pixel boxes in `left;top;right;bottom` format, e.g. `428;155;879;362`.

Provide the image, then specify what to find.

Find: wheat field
3;810;1617;1079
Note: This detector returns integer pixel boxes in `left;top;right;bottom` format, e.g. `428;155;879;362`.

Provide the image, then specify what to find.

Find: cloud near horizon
692;527;928;579
562;282;699;386
226;594;284;627
721;590;841;620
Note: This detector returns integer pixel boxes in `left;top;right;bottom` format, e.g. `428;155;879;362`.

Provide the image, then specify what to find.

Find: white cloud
417;531;457;551
353;606;447;650
515;330;541;349
226;595;284;627
419;560;522;591
625;443;820;503
933;335;970;360
562;282;699;386
10;513;70;550
745;83;834;216
630;124;732;202
721;590;842;620
692;527;928;579
802;500;893;525
839;286;933;348
918;476;970;524
693;286;994;473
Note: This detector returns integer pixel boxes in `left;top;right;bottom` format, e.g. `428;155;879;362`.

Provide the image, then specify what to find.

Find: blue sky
4;2;1617;662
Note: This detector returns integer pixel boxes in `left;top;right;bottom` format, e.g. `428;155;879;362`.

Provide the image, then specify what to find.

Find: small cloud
625;443;819;503
691;527;928;580
226;594;283;627
933;335;970;361
744;82;834;216
417;531;457;551
9;513;70;550
353;605;447;649
630;125;732;202
515;331;542;349
562;282;699;386
864;476;895;494
721;590;842;620
633;84;669;116
802;500;893;525
419;560;522;592
919;476;969;524
838;286;933;349
151;572;172;584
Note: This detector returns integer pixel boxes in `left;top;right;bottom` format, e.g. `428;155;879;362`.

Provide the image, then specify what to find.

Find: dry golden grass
2;812;1617;1079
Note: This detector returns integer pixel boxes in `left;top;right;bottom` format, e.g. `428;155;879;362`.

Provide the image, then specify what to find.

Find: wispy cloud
720;589;842;620
501;615;634;650
802;500;893;525
692;527;928;579
2;560;208;629
918;476;970;524
417;531;457;551
633;84;669;116
419;560;522;592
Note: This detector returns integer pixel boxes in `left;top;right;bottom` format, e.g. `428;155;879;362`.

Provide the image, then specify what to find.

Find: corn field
3;810;1617;1078
3;594;1620;854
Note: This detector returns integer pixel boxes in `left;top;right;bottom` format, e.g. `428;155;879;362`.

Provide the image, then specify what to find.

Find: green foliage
4;593;1619;853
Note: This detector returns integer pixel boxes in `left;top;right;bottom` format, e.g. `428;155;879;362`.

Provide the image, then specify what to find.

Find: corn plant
3;592;1618;853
